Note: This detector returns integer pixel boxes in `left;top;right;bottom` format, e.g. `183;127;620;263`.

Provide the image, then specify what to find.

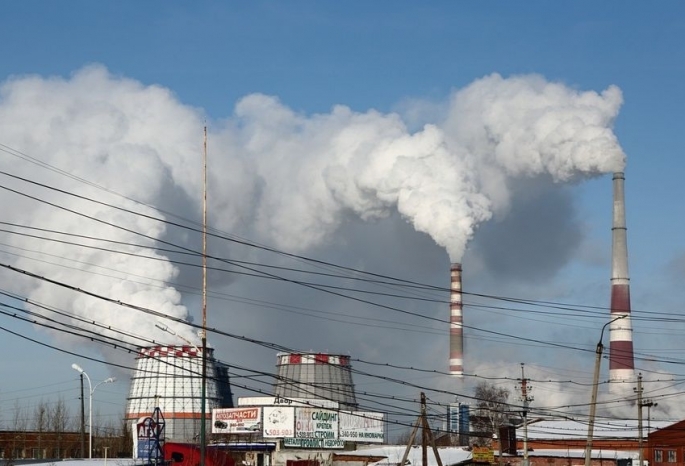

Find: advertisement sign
134;414;163;460
295;407;338;440
339;411;385;443
283;438;345;449
472;446;494;464
136;438;155;459
263;406;295;438
238;396;338;409
213;407;262;434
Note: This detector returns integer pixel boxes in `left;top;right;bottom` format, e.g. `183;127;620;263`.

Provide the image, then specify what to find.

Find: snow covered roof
524;449;638;460
525;419;676;440
347;445;472;466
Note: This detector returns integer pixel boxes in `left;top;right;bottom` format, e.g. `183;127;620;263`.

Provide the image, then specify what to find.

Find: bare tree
120;414;133;457
12;400;28;432
33;400;49;431
33;400;49;459
48;397;71;458
471;381;511;446
393;428;420;445
10;400;27;460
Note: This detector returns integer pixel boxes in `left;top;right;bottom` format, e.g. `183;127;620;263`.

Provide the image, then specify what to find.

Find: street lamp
71;364;116;458
584;315;626;466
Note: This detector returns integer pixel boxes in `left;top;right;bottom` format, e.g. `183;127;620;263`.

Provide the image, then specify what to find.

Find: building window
655;450;663;463
668;450;677;462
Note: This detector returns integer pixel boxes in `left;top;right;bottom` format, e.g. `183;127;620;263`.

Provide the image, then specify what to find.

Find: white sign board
339;411;385;443
238;396;338;409
263;406;295;438
295;407;338;440
212;407;261;434
283;438;345;449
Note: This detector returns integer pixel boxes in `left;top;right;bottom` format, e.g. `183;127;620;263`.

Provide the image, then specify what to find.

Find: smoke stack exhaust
450;263;464;377
609;172;635;385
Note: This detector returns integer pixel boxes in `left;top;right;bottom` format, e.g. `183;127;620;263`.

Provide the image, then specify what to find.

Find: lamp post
71;364;116;458
584;315;626;466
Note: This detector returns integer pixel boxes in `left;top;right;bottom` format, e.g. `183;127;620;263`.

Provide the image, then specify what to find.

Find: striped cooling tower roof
273;353;358;409
125;345;233;442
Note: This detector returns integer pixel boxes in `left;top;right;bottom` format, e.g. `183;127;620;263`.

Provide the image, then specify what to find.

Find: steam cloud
0;65;625;346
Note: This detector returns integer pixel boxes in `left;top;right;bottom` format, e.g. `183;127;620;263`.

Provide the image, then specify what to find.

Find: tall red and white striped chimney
609;172;635;385
450;263;464;377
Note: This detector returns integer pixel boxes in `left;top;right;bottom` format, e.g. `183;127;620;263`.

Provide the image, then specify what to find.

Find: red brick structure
648;420;685;466
523;437;639;451
0;430;82;459
0;430;131;459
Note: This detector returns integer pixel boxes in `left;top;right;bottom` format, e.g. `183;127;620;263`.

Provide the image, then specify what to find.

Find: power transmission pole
400;393;444;466
517;363;533;466
635;374;644;466
585;316;624;466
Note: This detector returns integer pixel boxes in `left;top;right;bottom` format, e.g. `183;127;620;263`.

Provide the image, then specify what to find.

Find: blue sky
1;1;685;438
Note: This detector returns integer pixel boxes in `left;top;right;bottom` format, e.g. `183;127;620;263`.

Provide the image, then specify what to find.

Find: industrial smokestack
609;172;635;385
450;263;464;377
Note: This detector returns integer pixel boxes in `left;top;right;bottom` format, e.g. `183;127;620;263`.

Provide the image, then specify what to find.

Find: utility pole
400;393;444;466
518;363;533;466
80;374;85;458
585;315;625;466
634;374;644;466
644;400;657;435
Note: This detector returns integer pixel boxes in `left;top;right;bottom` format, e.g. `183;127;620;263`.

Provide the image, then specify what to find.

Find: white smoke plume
215;73;625;260
0;65;625;348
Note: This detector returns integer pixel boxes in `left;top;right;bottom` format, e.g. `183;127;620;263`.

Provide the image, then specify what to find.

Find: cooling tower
609;172;636;385
273;353;357;409
125;345;234;442
450;263;464;377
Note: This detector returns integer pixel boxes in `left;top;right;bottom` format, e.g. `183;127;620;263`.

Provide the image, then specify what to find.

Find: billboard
339;411;384;443
472;447;494;464
134;419;158;462
263;406;295;438
212;407;261;434
295;407;338;440
283;438;345;449
133;411;164;461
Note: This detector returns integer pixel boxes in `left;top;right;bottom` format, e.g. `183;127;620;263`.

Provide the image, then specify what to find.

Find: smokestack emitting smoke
0;67;627;360
450;263;463;377
609;172;636;385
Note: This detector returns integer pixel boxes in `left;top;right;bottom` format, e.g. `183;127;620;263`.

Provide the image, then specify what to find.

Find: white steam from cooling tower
0;66;625;351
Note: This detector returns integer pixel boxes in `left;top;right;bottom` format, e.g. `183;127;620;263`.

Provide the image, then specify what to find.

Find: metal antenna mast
200;125;208;466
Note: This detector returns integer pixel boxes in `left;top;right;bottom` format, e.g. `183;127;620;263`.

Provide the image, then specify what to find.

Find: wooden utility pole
400;393;444;466
635;374;644;466
518;363;533;466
